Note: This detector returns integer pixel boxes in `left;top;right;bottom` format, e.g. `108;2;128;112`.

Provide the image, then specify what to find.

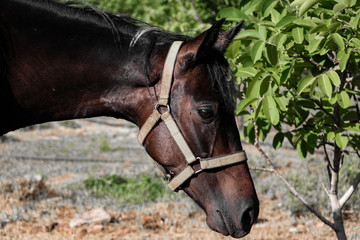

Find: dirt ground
0;118;359;240
0;187;359;240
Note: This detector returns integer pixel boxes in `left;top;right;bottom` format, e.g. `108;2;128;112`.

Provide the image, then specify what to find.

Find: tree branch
331;103;342;196
293;48;329;70
339;172;360;208
353;93;360;121
253;120;336;230
327;51;339;66
311;99;340;128
323;142;334;183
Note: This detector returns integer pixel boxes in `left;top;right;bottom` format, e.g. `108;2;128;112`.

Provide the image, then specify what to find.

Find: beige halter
138;41;248;191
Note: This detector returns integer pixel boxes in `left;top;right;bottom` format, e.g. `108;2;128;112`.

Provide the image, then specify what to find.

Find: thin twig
293;48;329;70
253;120;336;230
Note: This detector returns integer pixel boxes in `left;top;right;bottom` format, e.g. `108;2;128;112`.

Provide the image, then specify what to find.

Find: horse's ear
214;19;244;53
179;19;244;62
179;18;226;61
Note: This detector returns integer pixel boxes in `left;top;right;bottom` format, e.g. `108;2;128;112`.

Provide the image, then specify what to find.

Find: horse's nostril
241;206;256;230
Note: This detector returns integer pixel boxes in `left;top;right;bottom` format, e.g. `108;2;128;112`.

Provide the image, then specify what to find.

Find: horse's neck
0;0;159;134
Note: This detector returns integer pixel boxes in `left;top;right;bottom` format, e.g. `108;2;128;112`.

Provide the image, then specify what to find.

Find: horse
0;0;259;237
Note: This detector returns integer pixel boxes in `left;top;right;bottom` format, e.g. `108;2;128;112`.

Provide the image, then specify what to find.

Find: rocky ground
0;118;359;239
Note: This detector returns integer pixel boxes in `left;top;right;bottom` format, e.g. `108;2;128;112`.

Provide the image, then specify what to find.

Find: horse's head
139;19;259;238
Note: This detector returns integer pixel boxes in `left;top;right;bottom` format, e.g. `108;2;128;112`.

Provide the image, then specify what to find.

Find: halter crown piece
138;41;248;191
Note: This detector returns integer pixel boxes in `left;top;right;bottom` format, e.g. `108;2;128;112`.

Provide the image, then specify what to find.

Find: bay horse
0;0;259;237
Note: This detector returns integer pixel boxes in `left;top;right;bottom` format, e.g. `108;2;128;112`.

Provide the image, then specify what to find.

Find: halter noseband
138;41;248;191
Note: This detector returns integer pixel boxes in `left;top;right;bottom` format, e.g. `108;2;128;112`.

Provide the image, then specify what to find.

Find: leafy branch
252;119;336;230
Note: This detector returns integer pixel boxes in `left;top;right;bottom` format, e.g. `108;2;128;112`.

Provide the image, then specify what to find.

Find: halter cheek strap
138;41;248;191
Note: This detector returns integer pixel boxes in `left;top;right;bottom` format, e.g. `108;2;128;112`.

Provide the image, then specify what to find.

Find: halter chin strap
138;41;248;191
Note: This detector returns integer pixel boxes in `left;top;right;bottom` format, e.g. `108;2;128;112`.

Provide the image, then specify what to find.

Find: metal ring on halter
155;103;170;113
194;157;203;174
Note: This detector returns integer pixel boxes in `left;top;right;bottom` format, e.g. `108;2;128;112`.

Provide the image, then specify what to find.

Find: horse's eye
198;108;214;121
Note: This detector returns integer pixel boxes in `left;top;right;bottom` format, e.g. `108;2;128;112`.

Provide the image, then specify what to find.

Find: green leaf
327;131;335;141
273;132;284;150
344;123;360;132
274;96;288;111
309;24;328;34
294;18;317;28
349;14;360;29
217;8;248;20
260;76;271;96
226;40;241;59
259;26;267;41
318;74;332;98
309;77;317;97
236;66;258;78
262;96;280;125
275;34;287;50
276;15;297;29
345;0;357;7
270;71;281;86
297;76;317;94
333;3;347;13
236;98;259;114
290;0;306;7
270;9;281;23
251;40;266;63
246;76;263;98
350;38;360;48
280;66;292;84
265;44;278;66
335;133;348;150
331;33;345;50
337;91;350;109
328;22;341;33
254;99;263;119
235;30;261;40
292;27;304;44
299;0;318;16
293;105;309;127
262;0;278;18
306;133;318;147
329;95;337;105
327;70;341;86
307;34;323;53
244;123;255;144
297;139;307;160
338;49;351;72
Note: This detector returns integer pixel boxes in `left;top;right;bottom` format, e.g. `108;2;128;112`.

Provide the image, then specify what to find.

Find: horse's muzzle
206;199;259;238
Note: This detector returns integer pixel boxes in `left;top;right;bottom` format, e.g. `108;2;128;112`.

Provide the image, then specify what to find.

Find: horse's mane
0;0;236;113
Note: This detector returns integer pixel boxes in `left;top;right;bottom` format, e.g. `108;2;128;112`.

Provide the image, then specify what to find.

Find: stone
69;208;111;228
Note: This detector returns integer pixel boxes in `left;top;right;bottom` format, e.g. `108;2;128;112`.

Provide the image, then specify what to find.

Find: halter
138;41;248;191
